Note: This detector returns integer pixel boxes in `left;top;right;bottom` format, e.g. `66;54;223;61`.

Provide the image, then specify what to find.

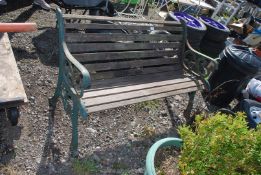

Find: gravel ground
0;3;205;175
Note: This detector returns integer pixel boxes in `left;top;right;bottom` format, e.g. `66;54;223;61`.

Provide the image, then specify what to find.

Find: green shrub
178;112;261;175
136;100;160;111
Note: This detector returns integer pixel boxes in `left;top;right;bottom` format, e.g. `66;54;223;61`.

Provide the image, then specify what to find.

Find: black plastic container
199;16;230;58
208;45;261;107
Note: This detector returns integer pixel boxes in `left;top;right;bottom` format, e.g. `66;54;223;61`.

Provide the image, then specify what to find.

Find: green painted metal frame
51;8;218;155
50;8;91;155
178;19;218;92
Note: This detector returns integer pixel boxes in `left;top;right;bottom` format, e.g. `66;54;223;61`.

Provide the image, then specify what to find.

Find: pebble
36;157;41;164
60;158;66;163
86;128;97;134
160;110;168;117
136;168;144;173
30;96;35;101
128;134;135;141
130;120;136;127
174;95;183;101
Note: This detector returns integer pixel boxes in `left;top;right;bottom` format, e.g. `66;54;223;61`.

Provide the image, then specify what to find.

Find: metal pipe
0;23;37;32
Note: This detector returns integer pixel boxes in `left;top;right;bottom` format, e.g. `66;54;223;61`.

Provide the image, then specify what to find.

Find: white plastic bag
246;78;261;102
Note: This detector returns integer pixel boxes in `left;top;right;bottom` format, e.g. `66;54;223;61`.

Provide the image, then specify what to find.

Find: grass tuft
72;159;98;175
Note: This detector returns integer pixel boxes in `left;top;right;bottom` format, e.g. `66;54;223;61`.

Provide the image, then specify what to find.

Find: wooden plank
86;87;198;113
67;42;180;53
86;57;178;72
73;50;179;62
91;65;181;80
65;33;183;43
64;23;183;32
90;70;185;90
63;14;181;26
0;33;27;106
0;97;24;108
84;77;194;99
84;81;198;107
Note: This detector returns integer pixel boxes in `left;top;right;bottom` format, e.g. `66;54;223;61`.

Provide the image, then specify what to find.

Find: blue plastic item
241;99;261;128
253;29;261;35
168;12;206;30
200;16;228;31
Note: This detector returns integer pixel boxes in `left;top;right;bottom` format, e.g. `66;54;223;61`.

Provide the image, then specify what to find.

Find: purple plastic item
63;0;104;7
200;16;229;31
168;12;206;30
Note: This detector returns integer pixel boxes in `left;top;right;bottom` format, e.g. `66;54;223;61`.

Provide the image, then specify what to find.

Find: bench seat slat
83;80;198;112
90;71;185;90
73;50;178;63
85;81;197;106
67;42;180;53
65;33;183;43
84;77;194;99
64;23;183;32
91;65;181;80
86;57;178;72
86;86;197;113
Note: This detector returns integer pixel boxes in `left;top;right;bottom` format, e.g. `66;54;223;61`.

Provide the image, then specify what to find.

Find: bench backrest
59;13;187;81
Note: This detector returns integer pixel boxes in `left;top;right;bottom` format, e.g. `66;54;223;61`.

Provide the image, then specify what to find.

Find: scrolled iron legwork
50;8;90;155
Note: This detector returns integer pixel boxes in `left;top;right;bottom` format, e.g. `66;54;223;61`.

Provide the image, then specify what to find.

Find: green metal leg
184;91;196;118
49;76;63;110
188;91;196;101
49;93;59;110
71;99;79;157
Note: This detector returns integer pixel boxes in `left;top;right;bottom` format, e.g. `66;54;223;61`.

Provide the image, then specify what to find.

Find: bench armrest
186;40;219;76
62;42;91;97
182;41;219;91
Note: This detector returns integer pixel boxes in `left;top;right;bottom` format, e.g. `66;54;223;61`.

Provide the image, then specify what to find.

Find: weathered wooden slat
63;14;181;26
73;50;179;62
65;33;183;43
67;42;180;53
91;65;181;80
64;23;183;32
86;57;177;72
84;77;193;99
86;86;197;113
84;81;197;107
90;71;185;90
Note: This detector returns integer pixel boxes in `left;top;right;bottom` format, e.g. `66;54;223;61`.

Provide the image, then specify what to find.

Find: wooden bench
0;33;28;125
51;8;217;153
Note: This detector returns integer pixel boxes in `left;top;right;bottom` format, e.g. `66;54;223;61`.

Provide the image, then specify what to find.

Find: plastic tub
199;16;230;42
166;12;206;49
